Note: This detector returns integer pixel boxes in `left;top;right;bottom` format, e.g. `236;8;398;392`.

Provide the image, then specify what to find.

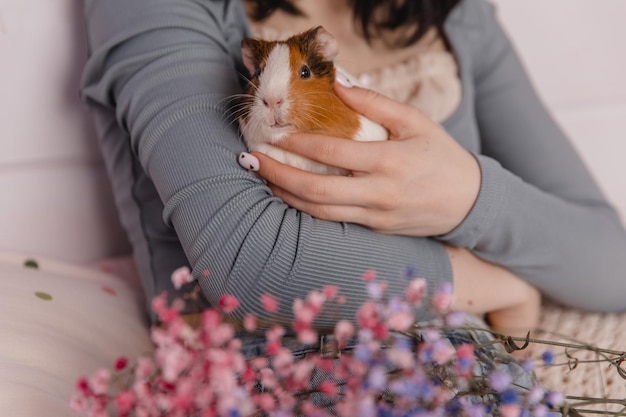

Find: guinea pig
237;26;388;175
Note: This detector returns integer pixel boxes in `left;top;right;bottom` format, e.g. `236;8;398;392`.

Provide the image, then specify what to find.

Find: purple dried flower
445;311;466;327
500;389;520;405
403;265;418;281
541;351;555;366
522;359;535;372
546;390;565;407
488;370;512;392
533;403;549;417
527;386;545;405
367;366;387;391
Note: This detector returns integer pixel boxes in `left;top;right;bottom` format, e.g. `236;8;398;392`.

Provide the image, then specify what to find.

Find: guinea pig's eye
299;65;311;79
252;68;262;78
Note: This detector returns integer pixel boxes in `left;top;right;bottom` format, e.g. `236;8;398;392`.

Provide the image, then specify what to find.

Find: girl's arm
80;0;453;326
440;1;626;312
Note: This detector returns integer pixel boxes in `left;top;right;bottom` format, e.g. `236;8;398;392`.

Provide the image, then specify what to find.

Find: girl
81;0;626;354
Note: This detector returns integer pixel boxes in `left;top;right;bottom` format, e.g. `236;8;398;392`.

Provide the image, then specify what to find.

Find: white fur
354;115;389;142
258;44;291;117
240;44;295;149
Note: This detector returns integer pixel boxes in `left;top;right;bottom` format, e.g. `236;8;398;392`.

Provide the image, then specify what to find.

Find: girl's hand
248;83;481;237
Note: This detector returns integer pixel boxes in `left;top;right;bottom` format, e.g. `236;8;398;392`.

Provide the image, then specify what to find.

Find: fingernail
335;68;353;88
238;152;259;171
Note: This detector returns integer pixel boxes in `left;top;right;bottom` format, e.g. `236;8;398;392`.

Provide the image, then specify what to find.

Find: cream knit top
251;26;462;123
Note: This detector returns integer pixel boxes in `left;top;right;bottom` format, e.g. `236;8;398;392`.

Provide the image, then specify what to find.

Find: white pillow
0;252;152;416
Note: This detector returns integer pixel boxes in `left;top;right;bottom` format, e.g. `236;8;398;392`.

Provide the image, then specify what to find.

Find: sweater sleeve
80;0;452;326
439;0;626;312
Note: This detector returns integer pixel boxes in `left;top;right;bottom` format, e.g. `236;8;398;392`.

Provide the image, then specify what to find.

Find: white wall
491;0;626;220
0;0;130;263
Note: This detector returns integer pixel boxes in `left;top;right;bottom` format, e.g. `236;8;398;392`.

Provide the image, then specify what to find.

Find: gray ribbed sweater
80;0;626;325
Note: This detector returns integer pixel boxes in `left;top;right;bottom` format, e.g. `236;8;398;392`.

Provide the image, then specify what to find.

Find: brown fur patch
285;30;361;139
241;37;276;75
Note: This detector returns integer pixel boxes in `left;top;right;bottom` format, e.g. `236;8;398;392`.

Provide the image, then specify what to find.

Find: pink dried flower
243;314;257;331
273;348;294;375
218;294;239;313
89;368;110;395
334;320;355;344
260;294;279;313
254;393;276;412
266;340;282;356
432;282;454;313
362;269;377;282
455;344;475;376
210;323;235;346
386;310;415;332
291;360;314;386
306;290;326;313
265;325;286;342
158;344;192;382
241;366;256;384
69;394;88;412
318;379;339;397
456;344;474;359
322;285;339;299
201;309;221;331
499;403;521;417
356;301;379;330
259;368;278;390
151;292;182;323
293;305;316;328
114;356;128;371
151;292;168;317
171;266;194;289
404;278;427;305
431;339;456;364
75;377;90;395
114;390;136;414
372;322;388;340
135;357;154;381
386;346;414;369
297;327;318;345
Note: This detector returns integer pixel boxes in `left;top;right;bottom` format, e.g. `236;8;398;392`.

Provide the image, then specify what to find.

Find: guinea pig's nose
262;98;283;109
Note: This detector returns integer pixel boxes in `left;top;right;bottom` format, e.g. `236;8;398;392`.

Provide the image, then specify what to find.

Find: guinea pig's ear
312;26;338;61
241;38;259;76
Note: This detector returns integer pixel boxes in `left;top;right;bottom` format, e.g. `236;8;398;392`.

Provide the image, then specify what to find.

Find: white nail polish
335;69;353;88
239;152;260;171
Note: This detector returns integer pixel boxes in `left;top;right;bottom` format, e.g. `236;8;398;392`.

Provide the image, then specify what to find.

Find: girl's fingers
269;183;370;226
333;83;435;136
253;151;378;206
273;133;386;173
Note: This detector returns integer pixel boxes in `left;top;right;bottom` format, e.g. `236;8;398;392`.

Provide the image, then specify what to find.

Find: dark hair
245;0;462;47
